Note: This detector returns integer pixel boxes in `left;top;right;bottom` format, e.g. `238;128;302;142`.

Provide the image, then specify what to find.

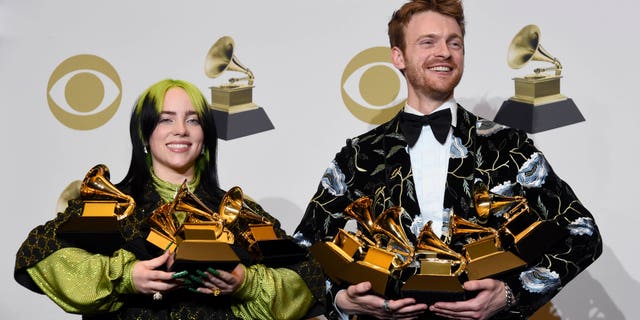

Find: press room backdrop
0;1;635;319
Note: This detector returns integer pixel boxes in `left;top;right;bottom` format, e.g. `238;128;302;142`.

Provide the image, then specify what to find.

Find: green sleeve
26;247;138;314
231;264;314;320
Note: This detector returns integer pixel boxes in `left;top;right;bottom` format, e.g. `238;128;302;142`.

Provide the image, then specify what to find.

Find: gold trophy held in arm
310;197;415;298
58;164;136;253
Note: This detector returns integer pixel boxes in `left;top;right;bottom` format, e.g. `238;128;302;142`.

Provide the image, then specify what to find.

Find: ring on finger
382;299;391;312
212;288;221;296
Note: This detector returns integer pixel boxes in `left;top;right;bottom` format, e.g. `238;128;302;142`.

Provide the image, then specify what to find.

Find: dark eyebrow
159;110;198;116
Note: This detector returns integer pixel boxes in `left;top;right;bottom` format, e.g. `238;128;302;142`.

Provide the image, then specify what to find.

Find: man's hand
336;281;428;319
428;279;507;320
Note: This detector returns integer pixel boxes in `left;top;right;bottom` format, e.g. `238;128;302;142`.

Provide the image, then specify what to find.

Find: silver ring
382;299;391;312
153;291;163;301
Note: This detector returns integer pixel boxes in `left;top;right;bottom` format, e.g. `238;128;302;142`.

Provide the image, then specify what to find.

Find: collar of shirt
403;99;457;238
403;99;458;127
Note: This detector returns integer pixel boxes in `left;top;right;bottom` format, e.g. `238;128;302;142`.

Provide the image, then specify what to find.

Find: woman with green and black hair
14;79;326;319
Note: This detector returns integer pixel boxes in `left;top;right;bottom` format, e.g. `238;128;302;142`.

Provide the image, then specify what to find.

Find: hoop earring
144;145;148;154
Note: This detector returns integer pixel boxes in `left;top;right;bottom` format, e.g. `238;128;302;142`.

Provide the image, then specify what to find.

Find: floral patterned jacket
294;106;602;319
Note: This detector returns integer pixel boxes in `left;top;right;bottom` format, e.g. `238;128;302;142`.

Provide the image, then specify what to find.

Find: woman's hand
336;281;428;319
131;250;179;296
428;279;507;320
189;263;246;296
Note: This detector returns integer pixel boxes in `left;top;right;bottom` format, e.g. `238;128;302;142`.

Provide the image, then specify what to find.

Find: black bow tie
399;109;452;147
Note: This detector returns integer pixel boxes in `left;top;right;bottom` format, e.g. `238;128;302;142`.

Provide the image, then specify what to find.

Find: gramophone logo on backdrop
47;54;122;130
341;47;407;125
204;36;274;140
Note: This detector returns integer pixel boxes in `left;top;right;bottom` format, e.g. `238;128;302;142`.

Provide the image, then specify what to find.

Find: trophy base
59;201;120;233
211;107;274;140
58;231;124;255
254;238;307;267
171;240;245;272
466;250;527;280
401;274;468;305
310;241;353;281
511;220;562;263
494;98;585;133
59;215;119;233
310;242;396;297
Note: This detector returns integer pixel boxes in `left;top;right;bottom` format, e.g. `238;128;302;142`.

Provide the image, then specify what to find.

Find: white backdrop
1;1;635;319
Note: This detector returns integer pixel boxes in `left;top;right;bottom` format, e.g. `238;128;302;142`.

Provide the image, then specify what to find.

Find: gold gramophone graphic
204;36;274;140
60;164;135;233
473;182;561;263
494;24;585;133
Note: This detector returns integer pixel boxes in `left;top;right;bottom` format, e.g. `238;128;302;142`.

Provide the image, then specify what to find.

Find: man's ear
391;47;405;70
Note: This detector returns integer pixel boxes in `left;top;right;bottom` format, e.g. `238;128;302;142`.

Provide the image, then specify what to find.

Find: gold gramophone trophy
447;213;526;281
58;164;135;253
60;164;135;233
218;186;307;265
473;182;562;263
204;36;274;140
401;221;469;304
146;182;241;271
311;197;415;297
494;24;584;133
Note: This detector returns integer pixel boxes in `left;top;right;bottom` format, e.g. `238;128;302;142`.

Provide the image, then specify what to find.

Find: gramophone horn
416;221;467;276
343;197;376;236
80;164;135;220
473;182;528;221
372;207;415;269
204;36;254;85
148;181;224;240
507;24;562;74
451;214;498;238
171;181;218;223
219;186;269;226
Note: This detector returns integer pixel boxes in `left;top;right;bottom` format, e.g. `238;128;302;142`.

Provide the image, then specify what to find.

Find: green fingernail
188;287;201;294
189;275;204;284
171;270;189;279
196;269;207;278
207;267;220;276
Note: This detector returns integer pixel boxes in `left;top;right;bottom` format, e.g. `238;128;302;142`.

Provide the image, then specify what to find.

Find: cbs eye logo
47;54;122;130
341;47;406;124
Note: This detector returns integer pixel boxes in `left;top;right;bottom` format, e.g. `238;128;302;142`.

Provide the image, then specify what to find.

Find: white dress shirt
404;100;457;238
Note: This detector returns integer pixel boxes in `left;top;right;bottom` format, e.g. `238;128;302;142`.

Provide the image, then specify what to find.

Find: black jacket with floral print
294;106;602;319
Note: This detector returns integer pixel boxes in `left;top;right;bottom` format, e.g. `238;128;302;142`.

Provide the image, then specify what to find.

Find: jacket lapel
443;105;478;219
379;114;421;242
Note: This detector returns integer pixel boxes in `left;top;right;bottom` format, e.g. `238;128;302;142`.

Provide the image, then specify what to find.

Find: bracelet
503;281;514;311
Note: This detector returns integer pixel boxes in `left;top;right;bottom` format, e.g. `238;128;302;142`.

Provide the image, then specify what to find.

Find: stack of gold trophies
61;164;303;272
310;182;560;304
146;183;283;271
